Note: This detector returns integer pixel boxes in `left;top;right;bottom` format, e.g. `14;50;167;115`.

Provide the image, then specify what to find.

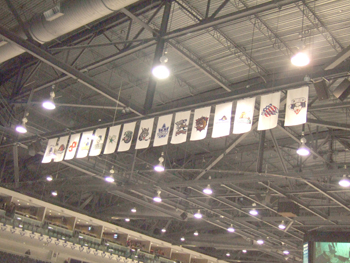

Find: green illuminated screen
315;242;350;263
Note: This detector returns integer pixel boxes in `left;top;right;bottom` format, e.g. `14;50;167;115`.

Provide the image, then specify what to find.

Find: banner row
42;86;309;163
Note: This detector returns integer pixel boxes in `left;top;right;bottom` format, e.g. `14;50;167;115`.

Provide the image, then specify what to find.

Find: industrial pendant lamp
153;190;162;203
249;203;258;216
297;137;310;156
339;175;350;187
203;176;213;195
42;85;56;110
194;209;202;219
154;152;165;172
278;221;286;230
152;55;170;80
16;113;29;134
227;224;235;233
291;51;310;67
104;166;115;183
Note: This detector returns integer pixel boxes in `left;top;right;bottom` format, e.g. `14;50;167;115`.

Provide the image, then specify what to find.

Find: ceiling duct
0;0;139;64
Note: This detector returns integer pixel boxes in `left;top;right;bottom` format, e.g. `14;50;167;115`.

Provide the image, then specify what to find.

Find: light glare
257;239;264;245
42;100;56;110
339;178;350;187
154;164;165;172
296;145;310;156
203;185;213;195
153;196;162;203
291;52;310;67
249;209;258;216
105;176;115;183
152;65;170;79
16;125;27;133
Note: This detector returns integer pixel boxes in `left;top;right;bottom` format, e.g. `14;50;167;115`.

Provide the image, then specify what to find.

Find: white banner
89;128;107;156
285;86;309;126
190;106;211;141
135;118;154;149
212;102;232;138
233;97;256;134
103;125;121;154
53;136;69;162
171;111;191;144
258;92;281;131
76;131;94;158
64;133;81;160
42;138;58;163
154;114;173;147
118;122;136;152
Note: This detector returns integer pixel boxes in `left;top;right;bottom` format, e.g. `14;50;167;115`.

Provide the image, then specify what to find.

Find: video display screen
315;242;350;263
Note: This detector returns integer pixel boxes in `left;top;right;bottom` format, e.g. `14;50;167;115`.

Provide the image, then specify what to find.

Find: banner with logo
285;86;309;126
258;92;281;131
89;128;107;156
233;97;256;134
103;125;121;154
64;133;81;160
171;111;191;144
212;102;232;138
53;136;69;162
42;138;58;163
153;114;173;147
135;118;154;149
118;122;136;152
76;131;94;158
190;106;211;141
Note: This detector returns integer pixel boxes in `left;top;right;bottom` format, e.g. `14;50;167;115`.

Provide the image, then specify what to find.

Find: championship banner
190;106;211;141
233;97;256;134
135;118;154;149
53;136;69;162
212;102;232;138
153;114;173;147
42;138;58;163
118;122;136;152
171;110;191;144
258;92;281;131
89;128;107;156
76;131;94;158
285;86;309;126
64;133;81;160
103;125;121;154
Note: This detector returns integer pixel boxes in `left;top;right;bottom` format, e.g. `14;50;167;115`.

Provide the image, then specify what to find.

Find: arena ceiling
1;0;350;262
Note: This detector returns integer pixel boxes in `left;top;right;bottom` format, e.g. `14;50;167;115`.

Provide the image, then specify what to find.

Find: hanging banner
53;136;69;162
285;86;309;126
89;128;107;156
190;106;211;141
212;102;232;138
42;138;58;163
118;122;136;152
135;118;154;149
103;125;121;154
64;133;81;160
258;92;281;131
233;97;256;134
171;110;191;144
76;131;94;158
153;114;173;147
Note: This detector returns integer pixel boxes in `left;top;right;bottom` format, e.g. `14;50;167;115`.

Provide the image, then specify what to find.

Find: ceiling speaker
333;78;350;101
312;80;329;101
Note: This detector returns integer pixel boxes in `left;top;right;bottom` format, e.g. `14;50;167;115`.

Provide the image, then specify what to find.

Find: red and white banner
284;86;309;126
64;133;81;160
118;122;136;152
190;106;211;141
53;136;69;162
89;128;107;156
135;118;154;149
212;102;232;138
233;97;256;134
76;131;94;158
171;111;191;144
154;114;173;147
258;92;280;131
103;125;121;154
42;138;58;163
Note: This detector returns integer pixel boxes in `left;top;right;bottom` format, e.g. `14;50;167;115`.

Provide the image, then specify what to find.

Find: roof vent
43;4;64;21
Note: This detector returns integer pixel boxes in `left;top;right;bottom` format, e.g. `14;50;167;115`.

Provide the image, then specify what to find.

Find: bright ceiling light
16;116;28;134
242;250;247;253
339;175;350;187
227;224;235;233
249;203;259;216
153;190;162;203
278;221;286;230
152;55;170;80
131;207;137;213
46;175;53;181
180;236;185;242
161;228;166;233
283;250;290;255
194;210;202;219
104;176;114;183
257;239;264;245
193;231;199;236
51;191;58;196
203;184;213;195
154;152;165;172
226;253;230;257
297;137;310;156
42;89;56;110
125;218;130;222
291;52;310;67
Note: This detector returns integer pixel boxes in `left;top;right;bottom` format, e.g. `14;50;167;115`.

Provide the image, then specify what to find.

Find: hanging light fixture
152;55;170;80
203;184;213;195
283;250;290;255
161;228;166;233
105;166;115;183
339;175;350;187
51;191;58;196
125;218;130;222
42;85;56;110
153;190;162;203
46;175;53;181
227;224;235;233
180;236;185;242
278;221;286;230
131;207;137;213
16;114;29;133
193;231;199;236
226;253;230;257
256;239;264;245
194;209;202;219
242;250;247;253
297;137;310;156
154;152;165;172
291;51;310;67
249;203;258;216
